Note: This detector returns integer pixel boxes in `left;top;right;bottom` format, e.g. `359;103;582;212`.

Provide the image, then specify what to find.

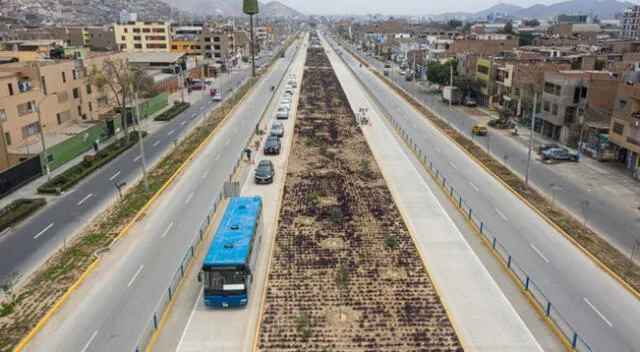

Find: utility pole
524;91;537;189
133;89;149;192
36;99;50;180
243;0;259;78
449;63;453;112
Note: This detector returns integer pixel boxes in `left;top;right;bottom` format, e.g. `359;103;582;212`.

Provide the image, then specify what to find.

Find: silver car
271;121;284;137
276;105;289;119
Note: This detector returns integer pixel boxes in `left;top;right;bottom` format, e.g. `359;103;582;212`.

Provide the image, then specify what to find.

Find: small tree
501;22;514;34
426;61;455;87
447;19;463;30
335;263;349;318
453;74;481;99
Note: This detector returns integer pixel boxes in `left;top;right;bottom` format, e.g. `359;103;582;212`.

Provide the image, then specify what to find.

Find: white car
284;85;294;96
212;94;222;102
276;105;289;119
288;79;297;88
281;95;292;106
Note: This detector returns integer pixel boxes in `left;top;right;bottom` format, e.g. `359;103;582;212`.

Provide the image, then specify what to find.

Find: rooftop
127;52;185;64
3;40;59;46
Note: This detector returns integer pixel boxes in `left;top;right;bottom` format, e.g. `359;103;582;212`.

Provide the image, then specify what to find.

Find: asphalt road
23;39;301;352
0;54;274;286
329;36;640;352
353;46;640;260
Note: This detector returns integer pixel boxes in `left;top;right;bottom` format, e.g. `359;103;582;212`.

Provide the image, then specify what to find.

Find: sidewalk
0;73;238;210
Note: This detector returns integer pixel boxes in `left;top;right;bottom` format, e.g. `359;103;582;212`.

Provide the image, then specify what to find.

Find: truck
442;86;462;105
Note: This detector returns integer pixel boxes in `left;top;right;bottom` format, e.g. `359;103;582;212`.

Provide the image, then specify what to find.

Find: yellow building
114;21;170;52
170;40;197;54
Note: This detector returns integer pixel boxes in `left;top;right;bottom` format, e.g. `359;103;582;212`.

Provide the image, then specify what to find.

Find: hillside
0;0;193;25
158;0;304;17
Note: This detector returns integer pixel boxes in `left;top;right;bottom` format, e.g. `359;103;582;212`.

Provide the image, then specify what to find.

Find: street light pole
133;89;149;192
35;100;50;180
524;91;537;189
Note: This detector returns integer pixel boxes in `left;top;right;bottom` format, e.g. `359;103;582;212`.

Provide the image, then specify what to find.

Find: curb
344;43;640;302
12;43;279;352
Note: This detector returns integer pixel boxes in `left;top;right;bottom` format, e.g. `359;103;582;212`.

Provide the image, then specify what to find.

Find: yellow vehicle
472;124;488;136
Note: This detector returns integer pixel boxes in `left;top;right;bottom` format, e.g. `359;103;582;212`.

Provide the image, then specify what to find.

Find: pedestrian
245;148;252;163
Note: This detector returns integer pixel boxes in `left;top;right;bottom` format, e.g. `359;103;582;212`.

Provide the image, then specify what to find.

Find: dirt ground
344;46;640;294
257;44;462;352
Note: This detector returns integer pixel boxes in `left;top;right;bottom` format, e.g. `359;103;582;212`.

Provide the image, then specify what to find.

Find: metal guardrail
132;36;303;352
329;38;593;352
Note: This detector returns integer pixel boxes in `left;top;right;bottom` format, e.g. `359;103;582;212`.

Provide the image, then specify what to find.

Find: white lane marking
448;161;458;170
180;120;187;126
152;140;160;148
435;147;441;153
411;123;417;128
469;181;480;192
225;140;230;146
133;154;142;162
529;244;550;263
185;192;194;204
215;154;221;161
127;265;144;288
200;106;205;111
80;330;98;352
176;287;203;351
583;297;613;327
161;222;174;238
34;223;54;239
495;208;509;221
168;130;175;136
190;112;197;118
202;170;210;179
109;171;121;181
77;193;93;206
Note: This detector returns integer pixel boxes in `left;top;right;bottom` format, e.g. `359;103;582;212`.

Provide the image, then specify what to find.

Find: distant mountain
157;0;304;18
434;0;632;20
512;0;632;20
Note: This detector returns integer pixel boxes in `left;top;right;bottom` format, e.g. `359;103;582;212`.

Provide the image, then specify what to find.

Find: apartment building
114;21;169;52
621;5;640;40
607;83;640;175
540;70;615;146
476;58;493;106
0;57;115;171
199;24;235;62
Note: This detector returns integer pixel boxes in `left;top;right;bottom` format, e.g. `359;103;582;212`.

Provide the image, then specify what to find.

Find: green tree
501;22;514;34
462;22;473;33
427;60;455;87
447;19;463;30
525;19;540;27
453;74;481;99
518;32;533;46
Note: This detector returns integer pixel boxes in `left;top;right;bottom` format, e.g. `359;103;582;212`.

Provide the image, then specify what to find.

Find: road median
2;37;295;352
342;43;640;297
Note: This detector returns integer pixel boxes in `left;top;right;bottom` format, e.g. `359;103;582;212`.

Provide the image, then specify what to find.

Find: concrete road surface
23;40;302;352
328;36;640;352
0;53;276;288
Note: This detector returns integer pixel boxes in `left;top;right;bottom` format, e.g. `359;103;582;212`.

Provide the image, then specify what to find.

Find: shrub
154;102;191;121
306;192;320;206
327;206;343;225
0;198;46;232
385;234;398;249
38;132;145;194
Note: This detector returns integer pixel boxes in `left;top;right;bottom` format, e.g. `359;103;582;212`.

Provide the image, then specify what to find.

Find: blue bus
198;196;263;307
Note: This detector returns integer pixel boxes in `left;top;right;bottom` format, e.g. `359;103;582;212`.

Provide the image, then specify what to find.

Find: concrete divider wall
329;39;592;352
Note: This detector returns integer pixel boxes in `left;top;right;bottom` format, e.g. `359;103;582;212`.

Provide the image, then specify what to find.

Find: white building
621;5;640;39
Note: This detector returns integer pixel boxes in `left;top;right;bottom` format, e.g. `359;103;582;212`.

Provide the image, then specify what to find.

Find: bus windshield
203;268;246;295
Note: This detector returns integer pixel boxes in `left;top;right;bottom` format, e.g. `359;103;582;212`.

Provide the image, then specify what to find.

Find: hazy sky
276;0;626;15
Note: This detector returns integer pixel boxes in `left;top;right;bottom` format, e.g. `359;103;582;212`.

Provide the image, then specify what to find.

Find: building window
543;101;551;111
205;45;212;50
86;84;92;94
22;122;40;137
0;108;6;122
56;111;71;125
121;36;126;40
619;99;628;110
214;45;221;50
124;28;128;33
134;44;143;49
146;43;167;49
4;132;10;146
213;37;220;42
77;105;82;115
142;28;150;33
8;83;14;96
477;65;489;75
552;104;558;116
545;82;555;94
73;88;80;99
133;28;140;33
214;53;221;58
152;28;166;33
133;36;142;41
62;71;66;83
88;102;93;112
73;69;81;80
613;122;624;135
41;76;47;95
171;45;178;50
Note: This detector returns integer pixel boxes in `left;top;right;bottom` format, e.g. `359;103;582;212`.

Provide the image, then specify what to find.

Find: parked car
538;143;561;155
284;85;294;95
472;124;488;136
189;80;205;90
288;78;297;88
264;136;281;155
254;160;274;184
541;147;579;162
209;88;218;96
463;97;477;107
271;121;284;137
276;105;289;119
384;63;391;68
204;79;214;85
212;93;222;102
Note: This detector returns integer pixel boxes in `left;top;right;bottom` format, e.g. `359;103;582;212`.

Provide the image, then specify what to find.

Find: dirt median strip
0;39;294;352
342;43;640;297
257;43;462;351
